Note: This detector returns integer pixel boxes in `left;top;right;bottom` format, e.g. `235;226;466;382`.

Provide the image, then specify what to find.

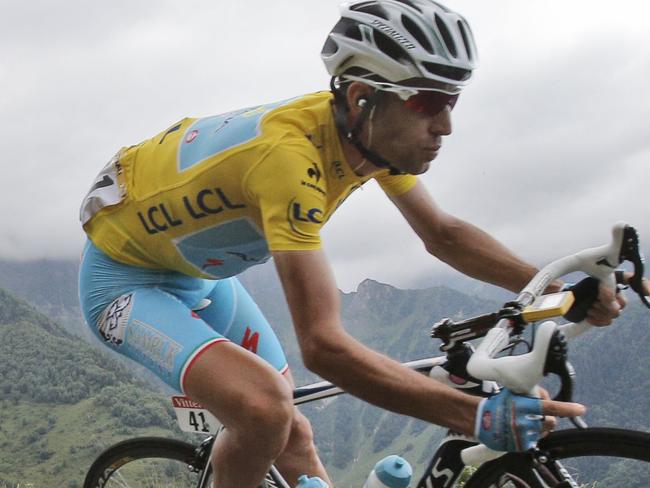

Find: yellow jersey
80;92;417;279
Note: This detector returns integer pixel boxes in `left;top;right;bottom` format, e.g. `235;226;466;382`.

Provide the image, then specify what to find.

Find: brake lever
630;266;650;308
543;329;588;429
619;226;650;309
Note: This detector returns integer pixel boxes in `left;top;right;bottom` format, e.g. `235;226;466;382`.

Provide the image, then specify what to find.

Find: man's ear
345;82;374;116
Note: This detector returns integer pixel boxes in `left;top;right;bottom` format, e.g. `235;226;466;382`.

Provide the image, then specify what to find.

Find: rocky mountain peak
355;278;398;296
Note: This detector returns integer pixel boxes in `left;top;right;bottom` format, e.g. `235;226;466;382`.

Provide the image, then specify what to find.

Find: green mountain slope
1;259;649;486
0;289;184;486
0;259;87;341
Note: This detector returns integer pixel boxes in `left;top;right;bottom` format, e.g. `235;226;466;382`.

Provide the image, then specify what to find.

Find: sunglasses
404;91;459;116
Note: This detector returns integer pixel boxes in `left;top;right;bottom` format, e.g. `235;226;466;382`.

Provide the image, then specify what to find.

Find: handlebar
468;223;631;385
437;222;649;466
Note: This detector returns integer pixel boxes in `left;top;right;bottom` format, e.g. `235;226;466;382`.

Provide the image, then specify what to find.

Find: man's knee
288;410;315;448
239;380;294;439
183;342;294;452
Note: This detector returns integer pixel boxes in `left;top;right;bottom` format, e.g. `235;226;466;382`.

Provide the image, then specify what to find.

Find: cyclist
78;1;646;487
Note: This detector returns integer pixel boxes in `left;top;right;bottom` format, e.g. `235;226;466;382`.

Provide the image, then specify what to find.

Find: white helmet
321;0;478;95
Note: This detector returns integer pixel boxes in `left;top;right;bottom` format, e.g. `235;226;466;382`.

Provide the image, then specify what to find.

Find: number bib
171;396;222;434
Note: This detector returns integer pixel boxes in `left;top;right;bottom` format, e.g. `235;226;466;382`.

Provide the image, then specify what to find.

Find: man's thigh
93;287;231;392
195;277;289;375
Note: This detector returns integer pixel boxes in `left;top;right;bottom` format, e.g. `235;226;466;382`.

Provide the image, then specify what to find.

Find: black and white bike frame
170;222;644;488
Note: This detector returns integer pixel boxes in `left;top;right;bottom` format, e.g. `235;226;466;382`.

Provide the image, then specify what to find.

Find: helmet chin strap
330;78;405;176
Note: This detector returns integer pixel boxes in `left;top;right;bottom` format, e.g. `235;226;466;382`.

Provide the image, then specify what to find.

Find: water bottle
363;455;412;488
296;474;329;488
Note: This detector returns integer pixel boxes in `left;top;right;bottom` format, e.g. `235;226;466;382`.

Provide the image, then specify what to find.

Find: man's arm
389;180;625;323
389;180;540;293
272;249;583;435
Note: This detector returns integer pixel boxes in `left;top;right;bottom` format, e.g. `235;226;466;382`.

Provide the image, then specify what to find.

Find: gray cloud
2;0;648;293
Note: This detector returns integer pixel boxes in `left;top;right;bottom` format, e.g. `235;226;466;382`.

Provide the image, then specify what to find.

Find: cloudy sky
2;0;649;292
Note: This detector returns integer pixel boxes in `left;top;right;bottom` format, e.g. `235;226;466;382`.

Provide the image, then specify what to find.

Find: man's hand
587;282;626;326
588;272;650;325
537;386;585;435
475;388;585;452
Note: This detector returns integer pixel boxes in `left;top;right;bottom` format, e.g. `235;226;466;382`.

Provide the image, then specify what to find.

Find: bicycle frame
169;222;648;487
293;357;446;405
186;354;499;487
185;356;454;487
294;356;487;488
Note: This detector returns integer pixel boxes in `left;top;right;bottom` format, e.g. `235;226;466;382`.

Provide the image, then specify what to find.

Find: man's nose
429;105;452;136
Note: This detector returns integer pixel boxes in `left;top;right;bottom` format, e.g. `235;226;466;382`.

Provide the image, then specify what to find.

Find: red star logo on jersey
202;258;224;270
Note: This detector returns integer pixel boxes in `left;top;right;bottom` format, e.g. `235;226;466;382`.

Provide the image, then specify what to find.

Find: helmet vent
434;13;457;57
392;0;422;13
457;20;474;61
351;2;390;21
401;14;433;54
323;18;364;56
342;18;364;41
423;62;470;82
374;30;409;63
322;37;338;56
337;18;364;41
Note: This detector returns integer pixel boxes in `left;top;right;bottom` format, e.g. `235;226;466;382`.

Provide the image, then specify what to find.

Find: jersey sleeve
246;144;326;251
374;171;418;196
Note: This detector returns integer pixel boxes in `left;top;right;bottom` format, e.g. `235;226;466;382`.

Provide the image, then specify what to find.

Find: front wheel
83;436;287;487
463;427;650;488
83;437;211;488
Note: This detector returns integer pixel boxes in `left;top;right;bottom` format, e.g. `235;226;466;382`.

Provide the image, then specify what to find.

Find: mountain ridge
1;258;649;486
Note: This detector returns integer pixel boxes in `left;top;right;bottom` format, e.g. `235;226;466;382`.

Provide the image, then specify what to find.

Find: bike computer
522;291;575;322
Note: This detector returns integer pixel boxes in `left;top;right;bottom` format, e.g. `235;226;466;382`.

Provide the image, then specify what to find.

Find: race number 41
172;396;222;434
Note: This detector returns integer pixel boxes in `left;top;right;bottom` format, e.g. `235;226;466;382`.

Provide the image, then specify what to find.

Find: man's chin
407;159;432;175
392;154;434;175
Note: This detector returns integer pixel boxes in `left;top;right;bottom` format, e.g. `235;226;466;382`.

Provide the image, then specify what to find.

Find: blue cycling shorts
78;240;288;393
